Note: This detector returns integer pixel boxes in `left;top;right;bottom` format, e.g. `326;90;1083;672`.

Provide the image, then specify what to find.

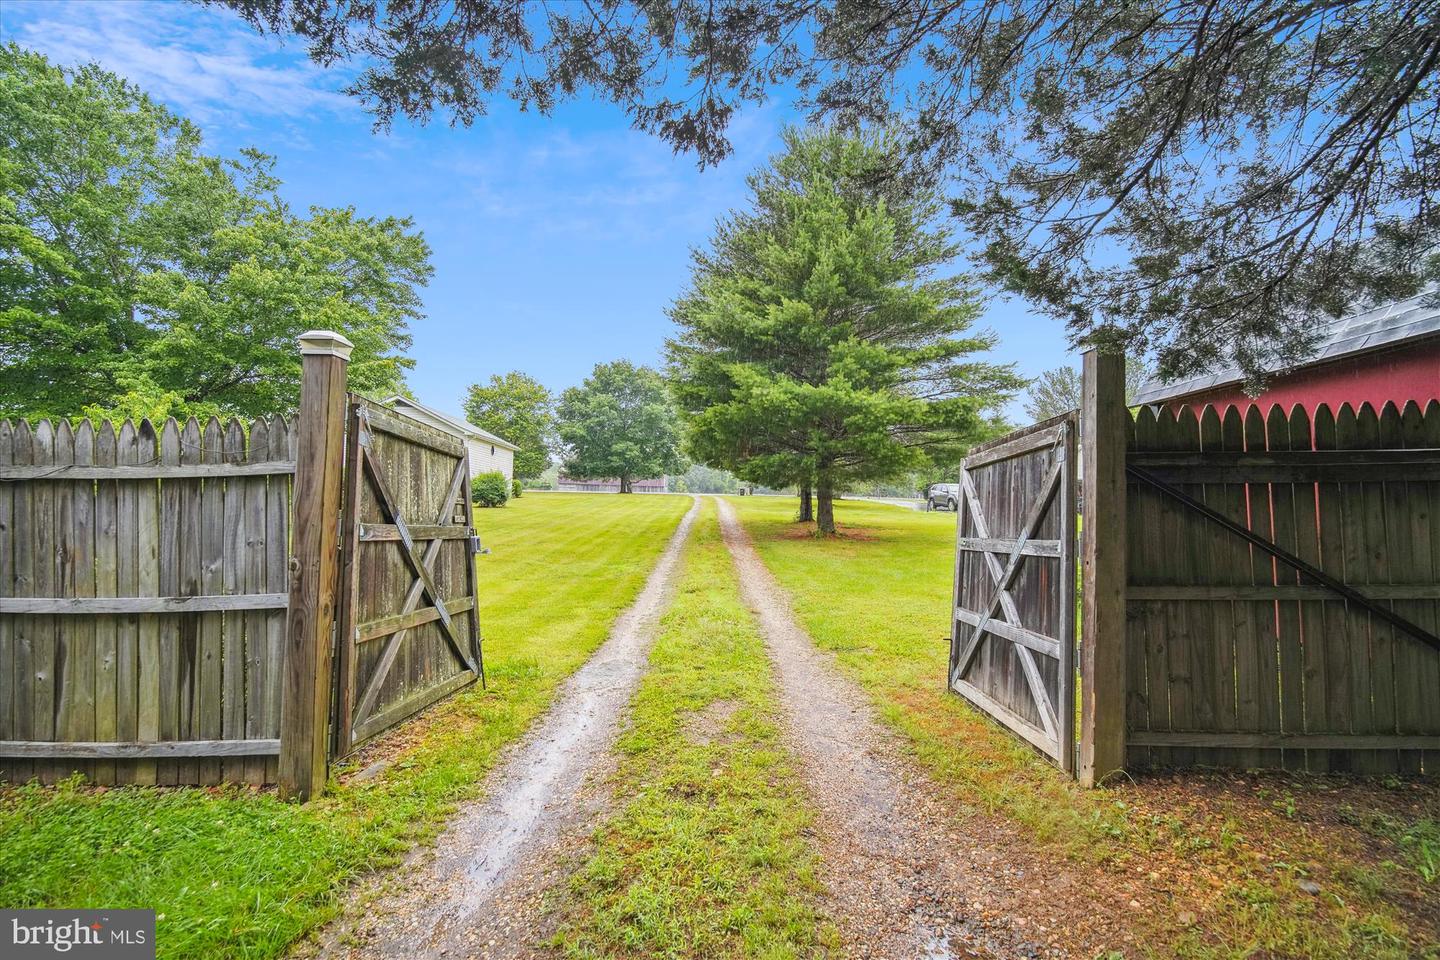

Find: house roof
1133;289;1440;405
382;396;520;451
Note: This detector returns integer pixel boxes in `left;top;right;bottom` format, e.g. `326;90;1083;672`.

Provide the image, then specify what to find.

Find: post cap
297;330;354;360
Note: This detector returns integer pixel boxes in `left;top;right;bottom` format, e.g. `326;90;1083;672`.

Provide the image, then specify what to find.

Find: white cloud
5;0;353;125
1;0;787;243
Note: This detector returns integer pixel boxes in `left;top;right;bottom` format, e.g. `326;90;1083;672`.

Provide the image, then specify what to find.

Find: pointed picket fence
1123;400;1440;773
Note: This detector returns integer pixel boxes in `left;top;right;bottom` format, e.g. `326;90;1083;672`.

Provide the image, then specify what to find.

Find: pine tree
668;127;1021;534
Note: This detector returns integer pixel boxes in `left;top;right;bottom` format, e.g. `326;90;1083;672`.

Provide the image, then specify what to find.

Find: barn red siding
1162;338;1440;416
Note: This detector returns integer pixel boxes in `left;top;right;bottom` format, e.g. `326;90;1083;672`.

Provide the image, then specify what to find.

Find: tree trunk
619;475;632;494
797;485;813;522
816;475;836;535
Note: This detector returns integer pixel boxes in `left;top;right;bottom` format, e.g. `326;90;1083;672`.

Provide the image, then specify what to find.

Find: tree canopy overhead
668;127;1020;533
217;0;1439;388
0;43;428;420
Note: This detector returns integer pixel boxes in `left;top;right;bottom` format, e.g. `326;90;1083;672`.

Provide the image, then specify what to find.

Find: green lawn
0;492;693;960
728;494;1438;960
554;500;838;959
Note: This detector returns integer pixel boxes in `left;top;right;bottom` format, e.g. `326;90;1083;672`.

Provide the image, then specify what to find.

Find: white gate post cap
298;329;354;361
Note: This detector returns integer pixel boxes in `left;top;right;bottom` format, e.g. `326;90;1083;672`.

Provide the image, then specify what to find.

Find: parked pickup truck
924;482;960;512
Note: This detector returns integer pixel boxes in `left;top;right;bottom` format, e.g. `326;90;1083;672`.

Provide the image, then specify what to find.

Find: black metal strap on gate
1126;465;1440;654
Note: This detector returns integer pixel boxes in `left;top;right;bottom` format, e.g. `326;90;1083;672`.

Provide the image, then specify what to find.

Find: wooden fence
1123;400;1440;773
1068;350;1440;784
332;397;483;757
941;353;1440;785
1;331;487;798
0;416;296;785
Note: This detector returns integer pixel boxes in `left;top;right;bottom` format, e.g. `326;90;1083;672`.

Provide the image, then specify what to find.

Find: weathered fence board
0;416;296;785
0;421;16;784
1124;401;1440;772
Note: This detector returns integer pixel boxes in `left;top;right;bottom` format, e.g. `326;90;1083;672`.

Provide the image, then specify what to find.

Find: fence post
278;330;352;801
1079;349;1128;787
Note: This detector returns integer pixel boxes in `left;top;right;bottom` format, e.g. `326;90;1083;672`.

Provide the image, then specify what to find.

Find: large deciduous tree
556;360;684;493
0;44;427;419
217;1;1439;388
463;371;555;480
668;127;1021;535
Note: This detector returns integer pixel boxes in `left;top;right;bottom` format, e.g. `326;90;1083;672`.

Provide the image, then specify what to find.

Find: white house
383;396;520;481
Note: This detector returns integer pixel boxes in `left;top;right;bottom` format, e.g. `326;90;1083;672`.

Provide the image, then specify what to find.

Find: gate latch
469;534;489;555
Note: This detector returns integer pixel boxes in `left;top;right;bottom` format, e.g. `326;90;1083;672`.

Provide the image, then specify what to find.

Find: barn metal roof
1133;288;1440;404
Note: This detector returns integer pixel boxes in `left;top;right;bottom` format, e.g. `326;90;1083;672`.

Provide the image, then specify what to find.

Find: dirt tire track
716;498;1127;960
299;496;702;960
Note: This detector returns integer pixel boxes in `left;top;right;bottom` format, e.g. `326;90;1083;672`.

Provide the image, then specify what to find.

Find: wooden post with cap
278;330;352;800
1079;348;1128;787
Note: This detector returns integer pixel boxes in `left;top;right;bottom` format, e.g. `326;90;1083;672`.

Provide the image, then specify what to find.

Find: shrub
511;478;523;499
471;471;509;507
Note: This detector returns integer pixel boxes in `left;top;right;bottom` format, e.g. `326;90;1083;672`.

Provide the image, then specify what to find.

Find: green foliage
223;2;1439;386
1339;808;1440;886
77;374;224;427
462;371;554;480
471;470;509;507
557;360;684;492
511;478;523;499
674;463;739;494
0;44;428;419
0;494;693;960
668;127;1021;531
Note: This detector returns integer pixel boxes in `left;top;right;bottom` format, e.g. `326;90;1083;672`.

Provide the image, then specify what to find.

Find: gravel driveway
299;497;702;959
715;498;1121;959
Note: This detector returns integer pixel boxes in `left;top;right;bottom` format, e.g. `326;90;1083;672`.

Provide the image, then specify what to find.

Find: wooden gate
950;414;1078;773
331;397;484;756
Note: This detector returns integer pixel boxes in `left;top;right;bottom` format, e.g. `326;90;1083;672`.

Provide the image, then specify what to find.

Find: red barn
1133;291;1440;414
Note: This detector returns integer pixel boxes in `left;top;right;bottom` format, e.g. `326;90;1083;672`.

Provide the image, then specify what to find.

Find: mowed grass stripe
728;495;1433;960
0;493;693;960
554;500;839;959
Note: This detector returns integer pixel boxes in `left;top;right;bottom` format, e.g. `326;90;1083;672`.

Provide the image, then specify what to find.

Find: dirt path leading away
716;499;1123;960
305;496;702;960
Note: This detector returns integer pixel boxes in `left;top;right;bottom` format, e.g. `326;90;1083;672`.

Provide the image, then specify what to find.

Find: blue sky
2;0;1074;420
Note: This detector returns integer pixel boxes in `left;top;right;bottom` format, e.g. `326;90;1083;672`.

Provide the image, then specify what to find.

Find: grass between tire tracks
728;495;1439;960
554;499;839;959
0;493;693;960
